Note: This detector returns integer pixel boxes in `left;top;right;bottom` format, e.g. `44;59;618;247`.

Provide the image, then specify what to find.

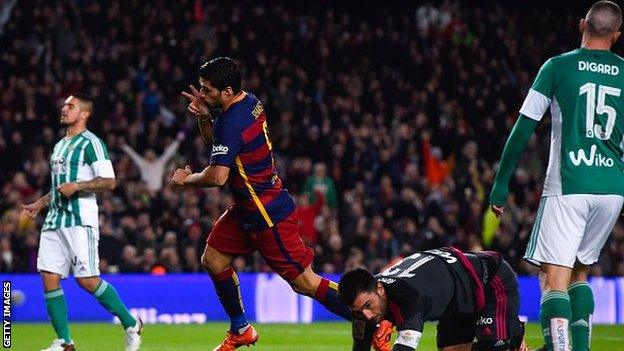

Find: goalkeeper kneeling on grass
339;247;529;351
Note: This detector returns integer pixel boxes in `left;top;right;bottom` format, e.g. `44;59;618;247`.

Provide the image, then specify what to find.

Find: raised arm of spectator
121;143;147;169
157;133;183;165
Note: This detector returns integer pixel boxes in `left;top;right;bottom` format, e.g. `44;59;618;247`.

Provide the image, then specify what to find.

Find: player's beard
60;114;77;126
209;101;222;109
373;295;387;324
203;96;221;109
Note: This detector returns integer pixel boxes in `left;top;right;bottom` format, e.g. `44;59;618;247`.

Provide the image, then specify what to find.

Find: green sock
92;280;136;329
540;290;572;351
44;288;72;343
569;282;594;351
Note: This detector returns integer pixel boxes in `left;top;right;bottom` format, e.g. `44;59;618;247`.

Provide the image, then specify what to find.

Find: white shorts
524;194;623;268
37;226;100;278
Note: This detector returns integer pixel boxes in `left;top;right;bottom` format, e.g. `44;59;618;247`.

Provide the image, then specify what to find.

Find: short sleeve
520;58;555;121
396;310;424;333
85;139;115;178
531;58;556;97
91;160;115;178
209;122;243;167
385;281;425;332
84;138;110;164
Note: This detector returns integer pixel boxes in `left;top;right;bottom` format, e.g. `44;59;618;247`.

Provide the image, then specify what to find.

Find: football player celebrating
175;57;391;351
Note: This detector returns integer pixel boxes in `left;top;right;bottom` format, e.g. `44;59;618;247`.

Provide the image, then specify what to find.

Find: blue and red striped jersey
209;92;295;229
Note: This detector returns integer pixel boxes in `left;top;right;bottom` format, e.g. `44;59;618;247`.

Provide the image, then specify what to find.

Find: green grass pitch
11;322;624;350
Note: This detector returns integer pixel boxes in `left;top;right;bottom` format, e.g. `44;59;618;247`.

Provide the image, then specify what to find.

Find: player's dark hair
71;92;95;114
199;57;242;93
586;1;622;38
338;268;378;306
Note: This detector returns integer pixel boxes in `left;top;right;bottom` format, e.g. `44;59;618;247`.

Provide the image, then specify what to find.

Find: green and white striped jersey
521;47;624;196
42;130;115;231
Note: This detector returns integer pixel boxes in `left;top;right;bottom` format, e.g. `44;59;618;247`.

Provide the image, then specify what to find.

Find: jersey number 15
579;83;621;140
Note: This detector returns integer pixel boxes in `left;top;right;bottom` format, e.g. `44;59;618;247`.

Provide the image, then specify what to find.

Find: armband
395;329;421;349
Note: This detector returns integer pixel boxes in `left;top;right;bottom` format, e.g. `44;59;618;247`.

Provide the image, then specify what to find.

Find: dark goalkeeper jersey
352;248;502;351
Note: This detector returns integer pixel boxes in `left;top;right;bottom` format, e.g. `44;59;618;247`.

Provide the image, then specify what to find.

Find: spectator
303;163;338;210
0;236;17;272
297;191;324;246
120;245;141;273
121;132;184;192
421;131;449;187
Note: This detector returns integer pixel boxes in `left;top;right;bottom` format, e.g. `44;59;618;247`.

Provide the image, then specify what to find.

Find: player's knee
289;271;320;296
571;263;589;283
41;271;61;291
200;252;212;272
200;250;227;275
289;281;311;295
75;277;100;292
539;270;570;292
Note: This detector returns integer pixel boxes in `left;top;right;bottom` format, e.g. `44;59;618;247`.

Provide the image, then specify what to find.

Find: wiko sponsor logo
113;308;207;324
569;145;614;167
212;144;229;156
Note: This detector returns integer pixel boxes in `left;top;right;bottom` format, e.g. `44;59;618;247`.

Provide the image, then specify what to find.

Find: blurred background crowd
1;0;624;277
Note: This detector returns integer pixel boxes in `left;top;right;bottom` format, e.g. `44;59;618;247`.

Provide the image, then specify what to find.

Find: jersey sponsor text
211;144;229;156
568;145;614;167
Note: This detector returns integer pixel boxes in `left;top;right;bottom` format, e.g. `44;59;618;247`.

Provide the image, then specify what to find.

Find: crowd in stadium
1;0;624;277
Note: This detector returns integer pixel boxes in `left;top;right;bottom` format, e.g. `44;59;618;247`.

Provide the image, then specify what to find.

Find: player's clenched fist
171;165;192;186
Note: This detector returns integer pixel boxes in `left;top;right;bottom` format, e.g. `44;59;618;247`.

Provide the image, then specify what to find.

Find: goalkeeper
339;247;528;351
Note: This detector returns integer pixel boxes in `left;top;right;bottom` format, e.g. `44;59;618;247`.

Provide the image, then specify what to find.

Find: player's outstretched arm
158;132;184;164
489;114;538;217
170;164;229;188
20;192;51;219
57;177;116;197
